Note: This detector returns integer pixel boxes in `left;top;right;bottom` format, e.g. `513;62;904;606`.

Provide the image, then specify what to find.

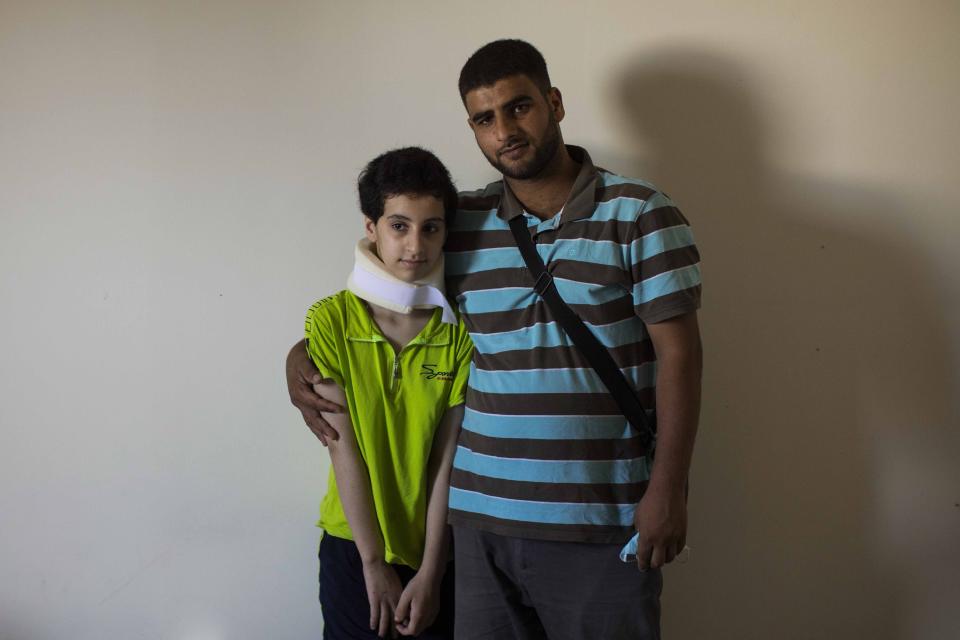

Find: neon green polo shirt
304;290;473;568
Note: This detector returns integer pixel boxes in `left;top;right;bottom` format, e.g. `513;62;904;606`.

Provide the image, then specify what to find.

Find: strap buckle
533;270;553;296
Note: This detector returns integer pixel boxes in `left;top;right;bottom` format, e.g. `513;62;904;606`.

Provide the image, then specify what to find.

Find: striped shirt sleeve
447;316;474;408
628;192;702;323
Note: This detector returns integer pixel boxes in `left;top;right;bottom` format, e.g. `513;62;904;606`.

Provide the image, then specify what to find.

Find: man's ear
548;87;565;123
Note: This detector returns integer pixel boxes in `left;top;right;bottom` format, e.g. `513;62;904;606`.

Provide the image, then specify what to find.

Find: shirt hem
447;511;635;545
639;298;701;325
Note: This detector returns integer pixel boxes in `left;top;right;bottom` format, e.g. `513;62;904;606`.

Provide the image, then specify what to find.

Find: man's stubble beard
486;114;562;181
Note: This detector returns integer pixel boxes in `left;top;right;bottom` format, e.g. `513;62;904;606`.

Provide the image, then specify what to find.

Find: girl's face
364;194;447;283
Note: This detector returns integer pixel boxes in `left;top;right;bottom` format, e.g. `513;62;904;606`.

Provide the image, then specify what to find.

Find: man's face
464;74;564;180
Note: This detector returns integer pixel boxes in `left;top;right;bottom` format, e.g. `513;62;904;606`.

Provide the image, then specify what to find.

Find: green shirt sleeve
304;296;345;388
447;316;474;408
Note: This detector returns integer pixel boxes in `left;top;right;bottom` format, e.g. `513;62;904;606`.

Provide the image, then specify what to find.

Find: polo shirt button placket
390;343;416;395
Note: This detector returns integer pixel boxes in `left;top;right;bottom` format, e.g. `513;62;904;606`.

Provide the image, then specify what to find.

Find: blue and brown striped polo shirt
445;146;702;543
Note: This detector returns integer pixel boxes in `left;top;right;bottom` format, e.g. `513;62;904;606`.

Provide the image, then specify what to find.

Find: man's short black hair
458;39;552;102
357;147;458;223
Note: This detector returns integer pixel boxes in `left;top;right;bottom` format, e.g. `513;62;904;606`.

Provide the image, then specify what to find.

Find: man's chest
446;215;635;310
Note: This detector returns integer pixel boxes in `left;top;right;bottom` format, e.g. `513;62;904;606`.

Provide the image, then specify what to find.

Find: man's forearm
286;339;316;392
632;314;701;568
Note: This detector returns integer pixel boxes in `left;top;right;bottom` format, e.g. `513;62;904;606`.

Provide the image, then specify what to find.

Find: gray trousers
452;526;662;640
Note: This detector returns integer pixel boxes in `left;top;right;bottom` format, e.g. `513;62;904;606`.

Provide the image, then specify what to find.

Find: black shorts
318;533;455;639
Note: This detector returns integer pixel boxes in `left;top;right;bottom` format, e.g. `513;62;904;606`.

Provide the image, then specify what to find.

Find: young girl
304;148;471;639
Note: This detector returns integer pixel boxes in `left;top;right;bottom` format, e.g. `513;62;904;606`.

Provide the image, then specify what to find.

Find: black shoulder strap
507;214;656;452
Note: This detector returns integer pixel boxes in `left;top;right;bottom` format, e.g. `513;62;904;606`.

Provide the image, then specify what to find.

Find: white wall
1;1;957;638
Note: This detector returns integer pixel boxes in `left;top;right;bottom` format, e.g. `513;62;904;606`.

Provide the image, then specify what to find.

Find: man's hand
633;482;687;571
285;339;342;445
394;569;442;636
362;559;404;638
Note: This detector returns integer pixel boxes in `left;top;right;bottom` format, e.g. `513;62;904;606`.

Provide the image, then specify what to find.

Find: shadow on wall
600;48;958;640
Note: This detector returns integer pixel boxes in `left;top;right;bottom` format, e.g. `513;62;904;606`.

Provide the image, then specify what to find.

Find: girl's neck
363;300;433;352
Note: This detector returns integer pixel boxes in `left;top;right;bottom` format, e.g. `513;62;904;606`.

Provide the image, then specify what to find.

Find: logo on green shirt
420;364;454;381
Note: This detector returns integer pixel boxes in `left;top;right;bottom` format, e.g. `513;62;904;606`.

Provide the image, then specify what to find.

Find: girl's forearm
328;437;386;564
418;404;464;578
318;381;386;565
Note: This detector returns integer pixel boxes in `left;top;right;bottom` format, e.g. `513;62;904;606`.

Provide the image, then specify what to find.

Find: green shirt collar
343;291;451;347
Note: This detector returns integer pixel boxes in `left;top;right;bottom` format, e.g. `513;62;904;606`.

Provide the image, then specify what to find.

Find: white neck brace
347;238;456;324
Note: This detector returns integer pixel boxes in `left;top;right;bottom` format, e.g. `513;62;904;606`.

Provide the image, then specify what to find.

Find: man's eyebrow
502;95;534;111
470;108;493;123
470;95;535;123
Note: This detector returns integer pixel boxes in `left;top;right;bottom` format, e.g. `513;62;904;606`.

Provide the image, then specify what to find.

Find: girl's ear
363;216;378;243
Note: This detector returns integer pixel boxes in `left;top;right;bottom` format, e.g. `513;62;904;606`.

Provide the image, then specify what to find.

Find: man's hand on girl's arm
286;338;343;445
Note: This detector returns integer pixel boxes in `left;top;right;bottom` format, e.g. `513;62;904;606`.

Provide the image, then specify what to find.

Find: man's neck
505;146;580;220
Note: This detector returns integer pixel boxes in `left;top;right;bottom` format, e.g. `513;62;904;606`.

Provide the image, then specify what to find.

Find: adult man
288;40;702;639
